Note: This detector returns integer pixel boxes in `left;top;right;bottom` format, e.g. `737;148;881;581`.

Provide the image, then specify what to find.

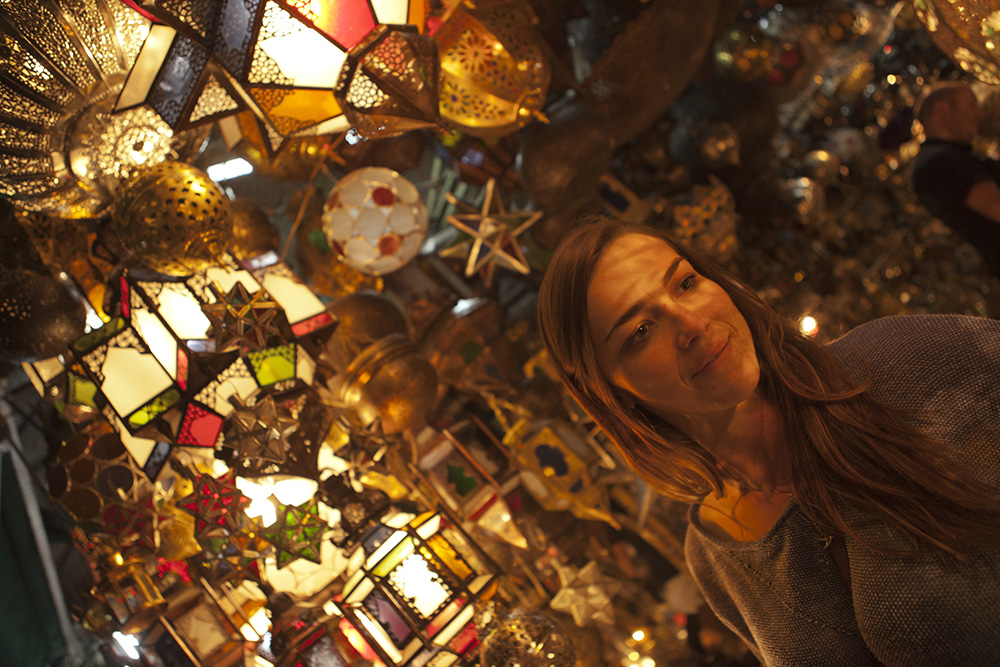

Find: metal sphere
113;161;233;276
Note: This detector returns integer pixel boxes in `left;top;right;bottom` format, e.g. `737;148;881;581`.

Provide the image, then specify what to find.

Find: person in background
537;217;1000;666
911;82;1000;277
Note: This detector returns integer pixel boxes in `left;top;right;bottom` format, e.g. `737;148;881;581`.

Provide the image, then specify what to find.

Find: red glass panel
120;275;130;318
177;404;224;447
290;311;334;336
295;0;376;50
177;348;189;391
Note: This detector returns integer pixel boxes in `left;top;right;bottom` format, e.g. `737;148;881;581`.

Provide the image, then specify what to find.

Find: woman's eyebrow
603;256;682;344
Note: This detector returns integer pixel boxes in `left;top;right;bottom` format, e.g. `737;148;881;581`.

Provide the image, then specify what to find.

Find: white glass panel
255;4;347;87
371;0;410;25
133;309;177;377
261;273;324;324
158;287;211;339
101;346;173;416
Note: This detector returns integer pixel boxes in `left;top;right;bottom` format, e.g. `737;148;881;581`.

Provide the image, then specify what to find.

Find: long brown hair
537;217;1000;556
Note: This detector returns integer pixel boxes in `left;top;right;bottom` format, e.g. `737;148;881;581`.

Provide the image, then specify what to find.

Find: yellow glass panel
248;87;343;135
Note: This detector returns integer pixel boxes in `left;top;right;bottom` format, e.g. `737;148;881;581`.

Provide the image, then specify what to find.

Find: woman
536;217;1000;666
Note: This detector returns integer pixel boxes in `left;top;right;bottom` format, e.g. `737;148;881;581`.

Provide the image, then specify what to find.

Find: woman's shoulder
827;314;1000;387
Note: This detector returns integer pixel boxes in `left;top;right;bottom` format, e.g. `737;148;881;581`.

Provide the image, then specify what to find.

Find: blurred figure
911;83;1000;277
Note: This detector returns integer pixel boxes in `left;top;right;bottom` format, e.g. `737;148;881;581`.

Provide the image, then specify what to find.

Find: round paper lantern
0;269;87;361
113;161;234;276
321;167;428;276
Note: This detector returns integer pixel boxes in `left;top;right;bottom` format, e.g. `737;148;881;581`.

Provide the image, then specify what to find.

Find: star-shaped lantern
100;496;172;553
259;496;330;569
117;0;428;154
202;281;283;353
178;469;251;543
443;178;541;286
549;560;623;627
222;394;297;476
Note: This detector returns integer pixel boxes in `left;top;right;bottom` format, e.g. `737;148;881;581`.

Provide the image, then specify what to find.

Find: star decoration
442;178;542;286
193;531;265;586
318;473;391;548
259;497;330;569
223;395;298;477
272;390;332;480
202;282;282;353
178;469;251;544
549;561;623;627
100;496;171;553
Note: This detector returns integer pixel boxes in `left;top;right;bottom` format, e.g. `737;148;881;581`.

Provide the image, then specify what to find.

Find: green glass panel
247;344;296;386
128;388;181;428
373;536;414;577
72;317;125;353
67;374;98;408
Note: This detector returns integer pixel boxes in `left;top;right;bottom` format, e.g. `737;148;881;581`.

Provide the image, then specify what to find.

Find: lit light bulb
799;315;819;336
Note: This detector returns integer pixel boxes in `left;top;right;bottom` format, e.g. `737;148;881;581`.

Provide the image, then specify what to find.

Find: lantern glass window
388;552;452;619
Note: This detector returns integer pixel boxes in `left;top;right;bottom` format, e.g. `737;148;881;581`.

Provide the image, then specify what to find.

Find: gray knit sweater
685;314;1000;666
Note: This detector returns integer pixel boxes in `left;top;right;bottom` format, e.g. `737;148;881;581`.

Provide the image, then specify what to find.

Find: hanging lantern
506;423;617;527
434;0;551;137
321;166;429;276
913;1;1000;85
125;0;428;155
335;24;441;139
47;427;152;526
98;555;168;634
66;254;332;459
0;269;87;361
339;511;497;666
0;0;207;218
113;161;234;277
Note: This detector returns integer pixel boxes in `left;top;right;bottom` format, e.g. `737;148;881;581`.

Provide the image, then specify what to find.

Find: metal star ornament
202;281;282;353
443;178;542;286
259;496;330;569
223;395;297;477
549;560;623;627
178;469;251;542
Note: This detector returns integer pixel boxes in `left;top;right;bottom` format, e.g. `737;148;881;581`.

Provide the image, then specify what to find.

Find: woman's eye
626;322;651;349
679;273;698;292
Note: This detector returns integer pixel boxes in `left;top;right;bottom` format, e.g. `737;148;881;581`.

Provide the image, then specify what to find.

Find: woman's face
586;233;760;424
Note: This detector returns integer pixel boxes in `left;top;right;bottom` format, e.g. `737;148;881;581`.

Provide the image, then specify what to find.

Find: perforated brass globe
113;161;234;276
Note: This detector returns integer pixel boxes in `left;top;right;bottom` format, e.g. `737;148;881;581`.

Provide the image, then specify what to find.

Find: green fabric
0;453;64;667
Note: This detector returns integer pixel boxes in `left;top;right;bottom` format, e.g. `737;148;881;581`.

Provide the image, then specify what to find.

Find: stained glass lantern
321;167;429;275
435;0;551;137
115;24;246;133
127;0;428;154
0;0;207;218
335;24;441;140
509;424;617;527
98;556;168;634
339;512;496;666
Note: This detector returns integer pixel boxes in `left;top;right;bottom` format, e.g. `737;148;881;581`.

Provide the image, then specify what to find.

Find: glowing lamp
127;0;428;153
340;512;496;666
99;557;167;633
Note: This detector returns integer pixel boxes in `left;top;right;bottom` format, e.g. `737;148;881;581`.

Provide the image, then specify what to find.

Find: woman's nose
673;306;710;349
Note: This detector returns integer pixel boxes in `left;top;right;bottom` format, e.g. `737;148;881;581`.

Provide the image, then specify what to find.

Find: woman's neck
672;393;787;495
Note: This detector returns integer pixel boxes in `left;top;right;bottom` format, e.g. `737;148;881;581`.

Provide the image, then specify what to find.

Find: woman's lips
693;337;731;377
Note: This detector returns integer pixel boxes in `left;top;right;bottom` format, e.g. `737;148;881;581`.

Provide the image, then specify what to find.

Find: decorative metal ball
477;604;576;667
229;197;281;261
0;269;87;361
326;292;409;370
113;161;234;276
321;167;428;276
